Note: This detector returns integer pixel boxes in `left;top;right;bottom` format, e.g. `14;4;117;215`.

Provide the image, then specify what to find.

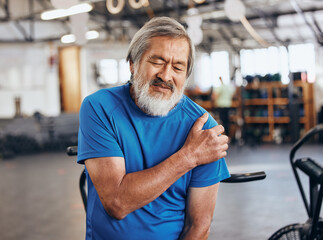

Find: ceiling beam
29;0;35;41
13;20;31;41
0;36;60;43
289;0;323;45
312;14;323;41
252;8;287;46
217;26;240;54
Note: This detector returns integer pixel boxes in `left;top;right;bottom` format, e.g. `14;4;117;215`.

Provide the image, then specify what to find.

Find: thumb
192;113;208;131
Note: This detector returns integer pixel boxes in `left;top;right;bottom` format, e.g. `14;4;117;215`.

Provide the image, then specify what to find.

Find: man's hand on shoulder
181;113;229;166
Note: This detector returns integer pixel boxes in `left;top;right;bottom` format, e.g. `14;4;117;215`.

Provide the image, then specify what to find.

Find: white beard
132;74;186;117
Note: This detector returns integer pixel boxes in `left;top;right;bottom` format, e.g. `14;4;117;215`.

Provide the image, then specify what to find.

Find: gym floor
0;143;321;240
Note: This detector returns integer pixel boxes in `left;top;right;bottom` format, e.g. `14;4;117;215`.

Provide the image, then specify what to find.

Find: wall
0;43;60;118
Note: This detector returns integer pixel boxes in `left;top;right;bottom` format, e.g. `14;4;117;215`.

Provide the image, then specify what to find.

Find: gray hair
126;16;195;78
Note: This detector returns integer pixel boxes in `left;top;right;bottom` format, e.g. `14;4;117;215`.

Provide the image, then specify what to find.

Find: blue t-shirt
78;83;230;240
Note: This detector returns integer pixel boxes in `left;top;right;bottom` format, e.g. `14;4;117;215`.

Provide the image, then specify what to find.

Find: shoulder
84;85;126;104
81;85;127;115
182;96;206;118
182;96;218;129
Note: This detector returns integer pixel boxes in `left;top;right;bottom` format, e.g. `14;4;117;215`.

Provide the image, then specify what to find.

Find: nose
157;63;173;82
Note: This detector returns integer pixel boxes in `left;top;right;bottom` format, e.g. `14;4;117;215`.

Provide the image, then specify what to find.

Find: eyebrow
148;55;187;66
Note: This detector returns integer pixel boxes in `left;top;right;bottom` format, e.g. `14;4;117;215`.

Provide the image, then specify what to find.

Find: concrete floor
0;143;322;240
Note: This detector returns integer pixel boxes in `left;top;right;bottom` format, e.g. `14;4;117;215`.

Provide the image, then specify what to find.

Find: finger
223;143;229;151
213;125;225;135
219;135;229;144
192;113;208;131
216;142;229;152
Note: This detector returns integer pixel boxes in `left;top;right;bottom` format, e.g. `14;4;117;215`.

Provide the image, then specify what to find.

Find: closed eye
148;61;164;66
173;65;185;71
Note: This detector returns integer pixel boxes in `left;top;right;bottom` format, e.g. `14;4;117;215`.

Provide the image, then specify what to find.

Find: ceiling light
86;30;100;40
224;0;245;22
61;34;76;44
41;3;93;20
61;30;100;44
186;8;203;45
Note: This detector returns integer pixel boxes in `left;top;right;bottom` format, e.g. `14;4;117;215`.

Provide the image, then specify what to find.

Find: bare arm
85;113;228;220
85;151;194;220
179;184;219;240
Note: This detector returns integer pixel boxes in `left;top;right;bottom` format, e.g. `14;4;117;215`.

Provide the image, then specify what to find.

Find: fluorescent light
41;3;93;20
86;30;99;40
61;30;99;44
61;34;76;44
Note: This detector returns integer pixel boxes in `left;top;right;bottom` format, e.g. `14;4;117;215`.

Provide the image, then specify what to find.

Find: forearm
179;224;210;240
102;150;196;219
179;184;219;240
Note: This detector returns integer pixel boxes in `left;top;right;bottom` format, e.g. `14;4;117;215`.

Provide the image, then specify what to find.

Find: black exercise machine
269;124;323;240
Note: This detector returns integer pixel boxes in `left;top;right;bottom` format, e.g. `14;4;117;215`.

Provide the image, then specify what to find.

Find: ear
129;60;134;75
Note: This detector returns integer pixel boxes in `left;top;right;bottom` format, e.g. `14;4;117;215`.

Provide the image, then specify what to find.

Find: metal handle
66;146;78;156
290;124;323;164
221;171;266;183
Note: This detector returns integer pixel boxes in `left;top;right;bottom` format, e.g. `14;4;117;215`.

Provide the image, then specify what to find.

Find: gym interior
0;0;323;239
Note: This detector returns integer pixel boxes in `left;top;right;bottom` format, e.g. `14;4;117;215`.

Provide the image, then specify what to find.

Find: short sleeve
189;113;230;187
77;96;124;164
189;158;230;187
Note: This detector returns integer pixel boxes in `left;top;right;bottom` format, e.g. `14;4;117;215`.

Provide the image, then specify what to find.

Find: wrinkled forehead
144;36;190;63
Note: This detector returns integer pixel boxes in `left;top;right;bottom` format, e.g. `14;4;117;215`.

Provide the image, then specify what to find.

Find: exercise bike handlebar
221;171;266;183
287;124;323;230
67;146;78;156
290;124;323;164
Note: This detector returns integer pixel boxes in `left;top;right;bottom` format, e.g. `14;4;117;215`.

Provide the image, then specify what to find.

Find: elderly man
77;16;230;240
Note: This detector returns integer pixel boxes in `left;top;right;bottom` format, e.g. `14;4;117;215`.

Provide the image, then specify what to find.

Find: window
97;58;131;86
289;43;315;83
119;59;131;83
211;51;230;87
240;43;315;84
240;47;289;79
97;59;118;85
195;53;212;90
194;51;230;90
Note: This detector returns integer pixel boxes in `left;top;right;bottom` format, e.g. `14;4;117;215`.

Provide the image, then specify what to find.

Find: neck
129;83;139;107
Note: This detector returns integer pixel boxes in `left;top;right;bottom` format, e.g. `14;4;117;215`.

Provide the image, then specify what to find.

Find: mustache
150;78;175;92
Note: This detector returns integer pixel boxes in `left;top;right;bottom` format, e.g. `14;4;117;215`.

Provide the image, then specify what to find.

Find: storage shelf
244;99;269;105
300;117;306;123
262;135;272;142
245;117;269;123
273;117;290;123
244;116;310;124
273;98;289;105
188;80;314;143
245;82;288;90
195;100;212;110
242;80;315;143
